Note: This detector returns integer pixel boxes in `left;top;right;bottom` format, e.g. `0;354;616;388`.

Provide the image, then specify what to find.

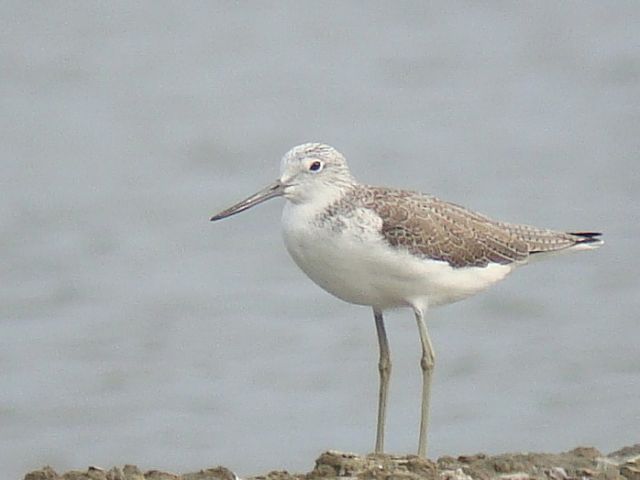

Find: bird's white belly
282;206;514;310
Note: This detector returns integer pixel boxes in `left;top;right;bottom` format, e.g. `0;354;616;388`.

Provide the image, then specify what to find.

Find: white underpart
282;197;515;311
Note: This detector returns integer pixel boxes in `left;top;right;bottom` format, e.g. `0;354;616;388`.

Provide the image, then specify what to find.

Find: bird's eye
309;161;323;172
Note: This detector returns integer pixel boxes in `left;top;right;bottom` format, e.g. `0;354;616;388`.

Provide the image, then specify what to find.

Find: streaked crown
280;143;346;169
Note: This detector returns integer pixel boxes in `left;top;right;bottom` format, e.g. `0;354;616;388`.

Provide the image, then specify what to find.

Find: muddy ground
24;444;640;480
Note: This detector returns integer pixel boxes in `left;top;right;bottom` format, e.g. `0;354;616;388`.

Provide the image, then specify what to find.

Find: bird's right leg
373;307;391;453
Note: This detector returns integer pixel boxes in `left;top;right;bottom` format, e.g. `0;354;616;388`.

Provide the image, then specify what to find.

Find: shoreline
24;444;640;480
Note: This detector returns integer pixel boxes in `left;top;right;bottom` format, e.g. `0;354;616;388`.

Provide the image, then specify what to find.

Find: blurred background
1;2;639;478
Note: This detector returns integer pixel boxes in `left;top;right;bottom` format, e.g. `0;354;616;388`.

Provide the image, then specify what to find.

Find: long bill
210;180;285;221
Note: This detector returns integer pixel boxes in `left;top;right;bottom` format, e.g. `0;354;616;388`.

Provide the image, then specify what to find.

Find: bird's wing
356;186;531;268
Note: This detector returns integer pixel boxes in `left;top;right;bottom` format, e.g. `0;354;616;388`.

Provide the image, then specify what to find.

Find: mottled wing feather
351;186;596;268
353;187;528;268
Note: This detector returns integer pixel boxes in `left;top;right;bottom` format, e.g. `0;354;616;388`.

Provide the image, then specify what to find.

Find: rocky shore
24;444;640;480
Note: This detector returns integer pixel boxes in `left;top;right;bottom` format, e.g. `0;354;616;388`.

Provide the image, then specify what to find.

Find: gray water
1;2;639;478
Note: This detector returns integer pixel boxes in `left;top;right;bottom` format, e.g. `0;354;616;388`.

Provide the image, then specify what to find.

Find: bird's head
211;143;354;221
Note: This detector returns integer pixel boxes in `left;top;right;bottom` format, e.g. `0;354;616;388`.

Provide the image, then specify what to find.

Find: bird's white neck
282;182;355;226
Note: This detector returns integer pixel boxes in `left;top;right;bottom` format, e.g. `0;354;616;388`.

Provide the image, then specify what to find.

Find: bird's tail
566;231;604;250
521;228;604;260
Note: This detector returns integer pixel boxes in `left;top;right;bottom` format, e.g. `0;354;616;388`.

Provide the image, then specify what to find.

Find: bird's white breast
281;201;515;311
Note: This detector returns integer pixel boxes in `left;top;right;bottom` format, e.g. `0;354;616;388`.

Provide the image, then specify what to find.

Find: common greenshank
210;143;603;457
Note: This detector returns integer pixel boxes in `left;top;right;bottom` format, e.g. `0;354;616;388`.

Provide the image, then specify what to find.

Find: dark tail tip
568;231;603;244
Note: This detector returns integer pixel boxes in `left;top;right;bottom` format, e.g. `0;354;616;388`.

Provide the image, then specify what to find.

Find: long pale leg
414;307;435;458
373;308;391;453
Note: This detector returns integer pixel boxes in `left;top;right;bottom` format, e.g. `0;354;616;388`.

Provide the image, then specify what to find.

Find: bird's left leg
414;306;435;458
